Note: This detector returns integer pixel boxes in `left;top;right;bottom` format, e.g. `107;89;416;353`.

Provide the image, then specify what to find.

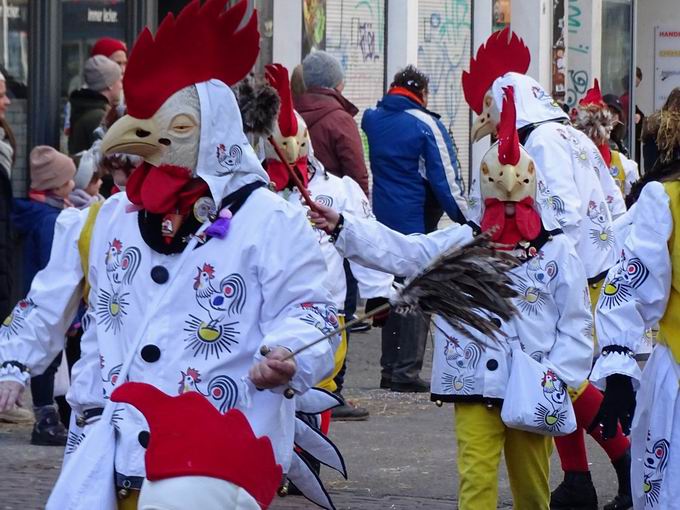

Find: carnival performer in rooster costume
262;62;393;400
310;88;594;510
593;102;680;510
0;2;338;509
572;79;639;199
462;28;632;510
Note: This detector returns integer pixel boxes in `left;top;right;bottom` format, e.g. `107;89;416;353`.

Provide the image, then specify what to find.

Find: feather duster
271;233;520;363
232;73;280;138
391;232;519;341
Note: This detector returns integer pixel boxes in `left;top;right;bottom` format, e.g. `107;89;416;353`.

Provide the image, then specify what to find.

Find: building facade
5;0;643;196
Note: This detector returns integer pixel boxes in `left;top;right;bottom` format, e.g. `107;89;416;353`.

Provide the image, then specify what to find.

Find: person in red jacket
294;51;369;195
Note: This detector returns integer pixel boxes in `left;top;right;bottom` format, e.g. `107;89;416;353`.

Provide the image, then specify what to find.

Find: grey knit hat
83;55;122;92
302;51;344;89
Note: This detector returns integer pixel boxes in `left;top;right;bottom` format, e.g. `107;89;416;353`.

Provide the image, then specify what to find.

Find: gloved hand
589;373;636;439
365;297;390;328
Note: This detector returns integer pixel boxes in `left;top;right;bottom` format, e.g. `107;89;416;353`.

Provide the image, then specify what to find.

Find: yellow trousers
118;491;139;510
454;402;553;510
316;315;348;393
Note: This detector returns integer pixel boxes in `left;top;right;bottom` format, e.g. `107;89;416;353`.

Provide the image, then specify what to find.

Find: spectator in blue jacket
362;66;467;393
10;146;75;446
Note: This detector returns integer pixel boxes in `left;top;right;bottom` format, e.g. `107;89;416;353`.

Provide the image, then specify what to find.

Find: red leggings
555;382;629;472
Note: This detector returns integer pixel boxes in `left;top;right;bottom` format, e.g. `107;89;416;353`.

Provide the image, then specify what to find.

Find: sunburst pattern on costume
643;437;670;508
441;372;475;394
111;407;124;432
599;256;649;310
589;226;614;250
184;315;240;360
97;289;131;333
0;298;36;339
534;402;567;432
515;279;547;315
65;431;85;454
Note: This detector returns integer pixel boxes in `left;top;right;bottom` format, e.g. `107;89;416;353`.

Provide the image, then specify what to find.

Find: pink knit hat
29;146;76;191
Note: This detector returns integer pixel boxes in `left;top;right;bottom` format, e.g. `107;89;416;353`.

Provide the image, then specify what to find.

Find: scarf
28;189;73;210
480;197;542;247
598;143;612;168
388;86;425;106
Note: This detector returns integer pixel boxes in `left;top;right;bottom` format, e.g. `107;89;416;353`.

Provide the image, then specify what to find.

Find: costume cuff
0;361;31;385
590;350;641;391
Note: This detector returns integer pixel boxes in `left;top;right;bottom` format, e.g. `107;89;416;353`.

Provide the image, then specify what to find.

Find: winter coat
361;93;468;234
11;199;61;295
67;89;109;155
294;87;369;194
0;164;12;319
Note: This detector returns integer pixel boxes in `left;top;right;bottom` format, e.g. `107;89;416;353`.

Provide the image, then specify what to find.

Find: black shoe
380;376;391;389
331;401;369;421
31;405;68;446
550;471;598;510
390;378;430;393
349;316;371;333
604;450;633;510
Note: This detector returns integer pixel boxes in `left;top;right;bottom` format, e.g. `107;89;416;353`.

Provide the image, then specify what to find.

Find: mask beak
101;115;163;166
498;165;519;199
471;114;496;143
280;136;299;164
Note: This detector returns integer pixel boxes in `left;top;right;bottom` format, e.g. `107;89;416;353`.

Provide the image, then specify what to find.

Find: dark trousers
30;353;61;408
333;260;357;394
381;309;429;383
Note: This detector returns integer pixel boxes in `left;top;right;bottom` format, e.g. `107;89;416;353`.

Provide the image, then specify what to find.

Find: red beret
91;37;127;57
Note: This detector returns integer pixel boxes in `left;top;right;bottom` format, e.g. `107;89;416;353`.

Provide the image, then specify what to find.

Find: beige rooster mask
478;87;542;247
262;63;310;191
100;0;267;244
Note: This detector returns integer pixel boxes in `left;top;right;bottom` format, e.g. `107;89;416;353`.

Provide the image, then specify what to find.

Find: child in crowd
10;145;75;445
69;150;103;209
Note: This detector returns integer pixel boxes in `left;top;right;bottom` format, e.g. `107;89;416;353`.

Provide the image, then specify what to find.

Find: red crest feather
265;63;298;137
497;86;521;166
462;27;531;115
578;78;605;108
202;263;215;278
124;0;260;119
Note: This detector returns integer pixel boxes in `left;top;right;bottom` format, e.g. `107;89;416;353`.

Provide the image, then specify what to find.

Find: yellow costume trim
609;150;626;196
316;315;347;393
658;181;680;363
77;201;103;304
568;380;590;401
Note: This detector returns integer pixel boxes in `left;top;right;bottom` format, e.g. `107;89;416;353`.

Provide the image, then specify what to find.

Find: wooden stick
267;136;319;212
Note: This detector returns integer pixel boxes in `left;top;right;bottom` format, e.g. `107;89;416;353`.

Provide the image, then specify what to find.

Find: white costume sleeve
256;206;336;394
340;177;394;298
524;129;583;246
0;208;87;384
543;241;594;389
334;213;474;278
592;182;673;388
621;155;640;196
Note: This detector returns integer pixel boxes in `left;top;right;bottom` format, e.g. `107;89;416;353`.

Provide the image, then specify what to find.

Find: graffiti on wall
566;0;590;107
417;0;471;178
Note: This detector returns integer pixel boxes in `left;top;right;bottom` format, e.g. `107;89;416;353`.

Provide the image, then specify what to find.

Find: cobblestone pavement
1;326;618;509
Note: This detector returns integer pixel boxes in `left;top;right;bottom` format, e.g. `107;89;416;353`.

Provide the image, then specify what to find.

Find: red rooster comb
578;78;605;108
497;87;521;166
462;27;531;115
124;0;260;119
112;382;282;509
265;63;298;137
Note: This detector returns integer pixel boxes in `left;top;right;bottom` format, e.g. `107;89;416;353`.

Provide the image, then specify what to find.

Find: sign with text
654;26;680;110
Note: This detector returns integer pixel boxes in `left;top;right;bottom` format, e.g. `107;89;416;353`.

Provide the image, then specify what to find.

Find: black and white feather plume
391;233;519;340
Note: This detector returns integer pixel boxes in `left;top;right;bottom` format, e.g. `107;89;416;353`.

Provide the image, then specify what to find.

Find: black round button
150;266;169;284
138;431;150;448
141;344;161;363
486;359;499;371
491;318;502;328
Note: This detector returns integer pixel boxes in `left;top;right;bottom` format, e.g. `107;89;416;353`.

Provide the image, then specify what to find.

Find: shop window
60;0;128;152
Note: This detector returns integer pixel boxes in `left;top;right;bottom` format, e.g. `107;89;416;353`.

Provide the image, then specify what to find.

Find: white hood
195;80;270;204
491;73;568;129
